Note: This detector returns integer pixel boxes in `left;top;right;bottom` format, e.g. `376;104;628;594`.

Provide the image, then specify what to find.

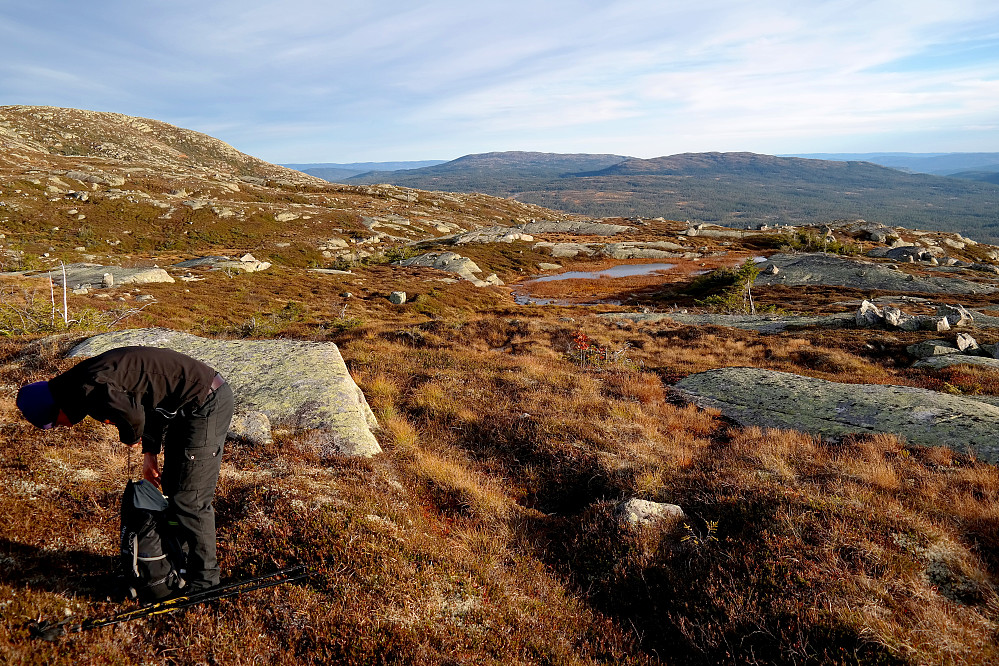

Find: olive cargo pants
160;382;234;591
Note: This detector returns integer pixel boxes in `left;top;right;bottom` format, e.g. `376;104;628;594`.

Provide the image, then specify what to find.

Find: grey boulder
617;498;684;529
67;328;380;457
674;367;999;462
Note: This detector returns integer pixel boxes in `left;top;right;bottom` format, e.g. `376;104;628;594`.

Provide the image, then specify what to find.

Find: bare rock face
67;328;380;457
674;367;999;462
533;242;596;258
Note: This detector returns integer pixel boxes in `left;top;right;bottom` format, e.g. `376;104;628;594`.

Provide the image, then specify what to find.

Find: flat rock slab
68;328;380;457
913;355;999;371
599;311;855;333
674;367;999;462
35;263;174;288
756;253;996;295
174;256;272;273
519;220;634;236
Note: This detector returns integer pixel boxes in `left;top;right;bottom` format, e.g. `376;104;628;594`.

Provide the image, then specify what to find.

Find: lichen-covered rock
65;169;126;187
451;227;535;244
389;291;406;304
67;328;380;457
674;367;999;462
228;411;273;446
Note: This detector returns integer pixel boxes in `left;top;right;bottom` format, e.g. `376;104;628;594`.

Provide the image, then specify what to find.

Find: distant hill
347;151;629;190
949;169;999;185
347;150;999;241
788;152;999;176
282;160;448;181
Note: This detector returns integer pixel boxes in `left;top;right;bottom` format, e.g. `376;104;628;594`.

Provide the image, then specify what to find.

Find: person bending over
16;346;234;592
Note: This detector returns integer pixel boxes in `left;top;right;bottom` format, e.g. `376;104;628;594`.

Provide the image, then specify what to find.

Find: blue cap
16;381;58;429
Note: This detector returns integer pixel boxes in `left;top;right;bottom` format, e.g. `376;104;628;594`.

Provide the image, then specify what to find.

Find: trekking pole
28;565;310;641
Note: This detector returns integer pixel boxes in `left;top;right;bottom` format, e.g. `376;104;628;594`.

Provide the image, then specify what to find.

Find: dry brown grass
2;260;999;664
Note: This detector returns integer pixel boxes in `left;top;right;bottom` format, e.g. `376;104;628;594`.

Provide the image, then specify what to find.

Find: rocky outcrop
533;242;597;258
601;241;690;259
681;223;766;239
38;263;174;288
755;253;997;294
598;311;855;333
906;340;963;358
674;367;999;462
174;254;272;273
451;227;535;244
853;300;952;332
67;328;380;457
519;220;633;236
399;251;503;287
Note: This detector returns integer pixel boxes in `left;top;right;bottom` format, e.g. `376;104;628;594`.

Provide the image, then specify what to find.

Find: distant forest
344;152;999;242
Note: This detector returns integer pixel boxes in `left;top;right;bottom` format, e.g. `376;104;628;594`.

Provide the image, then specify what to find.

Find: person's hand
142;452;161;488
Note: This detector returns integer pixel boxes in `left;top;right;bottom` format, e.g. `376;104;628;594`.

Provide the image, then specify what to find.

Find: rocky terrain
2;106;999;665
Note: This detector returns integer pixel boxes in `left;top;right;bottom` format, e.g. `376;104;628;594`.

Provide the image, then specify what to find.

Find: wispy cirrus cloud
1;0;997;160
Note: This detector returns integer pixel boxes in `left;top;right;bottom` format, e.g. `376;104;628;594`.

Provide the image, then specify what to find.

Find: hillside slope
0;105;318;182
0;106;569;270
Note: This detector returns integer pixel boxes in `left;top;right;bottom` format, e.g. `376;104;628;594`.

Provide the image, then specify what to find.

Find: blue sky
2;0;998;162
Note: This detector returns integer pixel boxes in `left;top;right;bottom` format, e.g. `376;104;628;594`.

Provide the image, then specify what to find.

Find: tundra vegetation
1;106;998;665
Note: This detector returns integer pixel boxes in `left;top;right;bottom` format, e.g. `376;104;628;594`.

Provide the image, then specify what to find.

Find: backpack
119;479;186;602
